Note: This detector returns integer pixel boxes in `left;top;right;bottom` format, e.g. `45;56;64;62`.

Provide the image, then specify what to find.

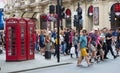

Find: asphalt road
20;56;120;73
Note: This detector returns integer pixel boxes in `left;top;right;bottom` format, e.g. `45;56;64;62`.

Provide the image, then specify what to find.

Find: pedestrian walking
87;32;96;63
39;30;45;55
88;29;98;63
96;31;104;62
64;28;70;55
104;29;117;59
73;32;79;58
77;29;92;67
100;27;108;59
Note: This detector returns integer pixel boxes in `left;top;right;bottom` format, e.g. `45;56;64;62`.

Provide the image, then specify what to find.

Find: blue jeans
74;45;78;58
35;42;39;51
61;43;66;54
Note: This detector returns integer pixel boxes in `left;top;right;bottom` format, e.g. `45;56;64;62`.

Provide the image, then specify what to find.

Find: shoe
94;58;98;62
77;64;82;67
89;59;92;62
114;56;117;59
104;57;109;59
101;59;104;61
88;63;93;67
90;61;94;63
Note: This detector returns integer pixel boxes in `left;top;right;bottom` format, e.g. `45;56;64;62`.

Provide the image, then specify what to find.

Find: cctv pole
57;0;60;62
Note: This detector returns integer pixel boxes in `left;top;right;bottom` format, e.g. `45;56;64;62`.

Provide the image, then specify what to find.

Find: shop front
110;3;120;29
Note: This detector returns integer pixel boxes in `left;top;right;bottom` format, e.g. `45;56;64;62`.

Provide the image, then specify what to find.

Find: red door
26;19;35;60
6;18;19;61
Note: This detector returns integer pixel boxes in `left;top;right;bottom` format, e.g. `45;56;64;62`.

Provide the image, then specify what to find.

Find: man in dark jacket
104;29;117;59
64;28;70;55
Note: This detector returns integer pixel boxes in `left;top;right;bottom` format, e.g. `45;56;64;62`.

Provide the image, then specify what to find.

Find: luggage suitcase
45;51;51;59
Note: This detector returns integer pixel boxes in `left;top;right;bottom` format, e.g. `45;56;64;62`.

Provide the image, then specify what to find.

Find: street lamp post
57;0;60;62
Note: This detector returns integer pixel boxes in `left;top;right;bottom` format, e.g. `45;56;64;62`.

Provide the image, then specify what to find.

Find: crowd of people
0;26;119;67
34;27;120;66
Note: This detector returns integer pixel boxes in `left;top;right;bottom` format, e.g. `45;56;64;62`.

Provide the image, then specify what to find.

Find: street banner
93;7;99;25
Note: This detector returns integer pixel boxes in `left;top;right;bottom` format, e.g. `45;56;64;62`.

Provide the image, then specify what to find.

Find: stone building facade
4;0;120;31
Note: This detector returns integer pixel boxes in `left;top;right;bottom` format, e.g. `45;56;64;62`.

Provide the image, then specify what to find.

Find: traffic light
73;15;78;27
40;15;47;22
79;19;83;30
59;6;65;19
56;5;60;14
77;6;83;28
49;5;55;14
109;12;115;25
76;3;83;31
56;5;65;19
77;7;82;20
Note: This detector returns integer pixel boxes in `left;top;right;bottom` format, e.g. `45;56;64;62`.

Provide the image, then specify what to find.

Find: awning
15;12;24;18
23;12;34;18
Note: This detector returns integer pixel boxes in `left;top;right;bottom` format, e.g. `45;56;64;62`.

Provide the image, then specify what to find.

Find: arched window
88;5;93;16
65;9;71;28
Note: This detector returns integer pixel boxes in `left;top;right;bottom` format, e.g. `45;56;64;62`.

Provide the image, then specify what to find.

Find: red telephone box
6;18;35;61
6;18;27;61
17;18;27;60
26;19;35;60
